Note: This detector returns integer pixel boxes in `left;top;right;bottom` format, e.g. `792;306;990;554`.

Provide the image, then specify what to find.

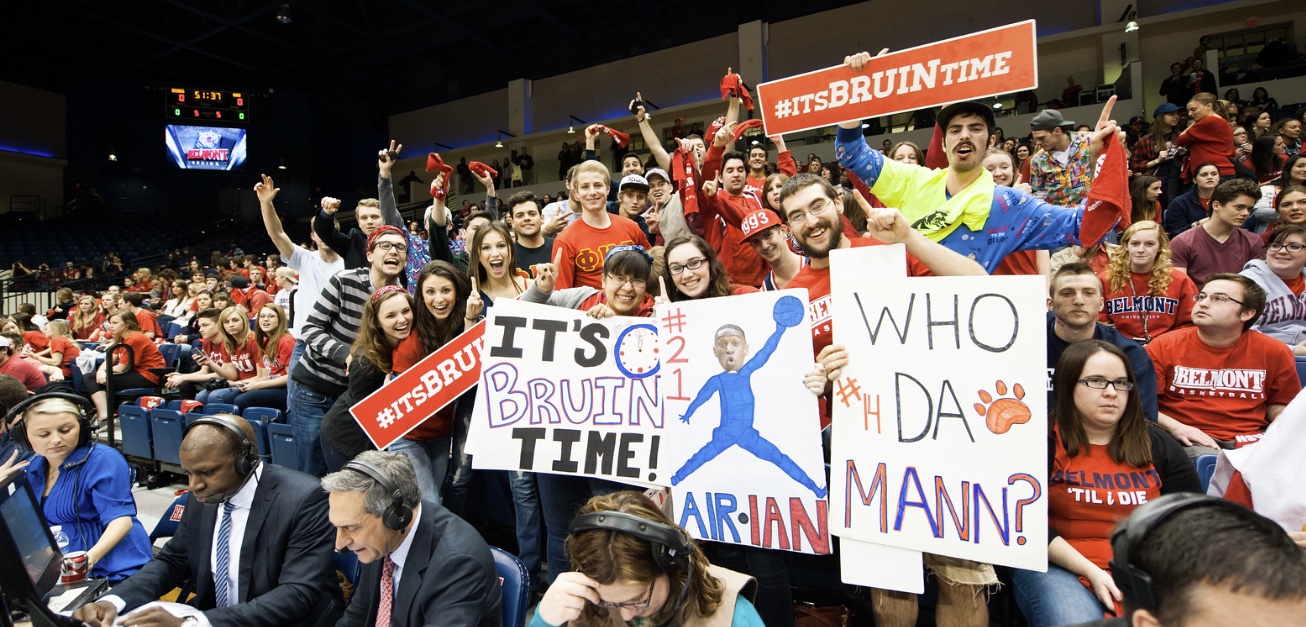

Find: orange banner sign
756;21;1038;136
351;321;486;450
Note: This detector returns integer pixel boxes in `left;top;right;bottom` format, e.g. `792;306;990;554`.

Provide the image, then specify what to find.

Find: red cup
60;551;89;584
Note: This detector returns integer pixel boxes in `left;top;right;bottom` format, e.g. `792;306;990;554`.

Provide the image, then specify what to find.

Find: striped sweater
290;267;382;397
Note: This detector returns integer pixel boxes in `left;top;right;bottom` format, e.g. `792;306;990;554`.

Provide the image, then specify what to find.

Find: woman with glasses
659;235;756;302
534;490;763;627
1100;221;1196;344
1252;159;1306;237
1010;341;1199;627
1241;223;1306;353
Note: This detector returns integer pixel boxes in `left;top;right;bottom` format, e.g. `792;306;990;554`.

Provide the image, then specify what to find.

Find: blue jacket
1163;187;1207;240
1045;312;1158;422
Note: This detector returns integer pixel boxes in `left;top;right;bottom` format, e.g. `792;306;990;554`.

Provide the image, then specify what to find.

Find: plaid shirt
1029;131;1093;207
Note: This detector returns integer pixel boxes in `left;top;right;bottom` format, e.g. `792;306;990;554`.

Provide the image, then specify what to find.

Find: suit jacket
336;501;501;627
110;464;343;627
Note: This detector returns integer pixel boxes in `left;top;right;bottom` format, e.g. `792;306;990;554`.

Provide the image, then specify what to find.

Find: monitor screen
0;472;61;599
164;124;248;171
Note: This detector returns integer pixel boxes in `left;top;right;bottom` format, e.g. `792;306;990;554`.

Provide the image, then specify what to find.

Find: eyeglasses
605;275;647;289
668;258;708;276
372;241;404;252
595;580;655;609
1269;242;1306;253
786;198;836;225
1192;292;1244;305
1078;377;1135;391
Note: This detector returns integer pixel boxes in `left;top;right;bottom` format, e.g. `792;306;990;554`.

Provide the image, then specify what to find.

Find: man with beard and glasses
835;52;1125;274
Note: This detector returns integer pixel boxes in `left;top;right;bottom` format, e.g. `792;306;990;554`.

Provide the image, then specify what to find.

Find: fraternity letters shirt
1146;327;1300;440
550;214;651;290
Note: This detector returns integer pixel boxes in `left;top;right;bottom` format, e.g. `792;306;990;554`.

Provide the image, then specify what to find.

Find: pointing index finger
553;249;564;268
1096;96;1117;128
659;275;669;299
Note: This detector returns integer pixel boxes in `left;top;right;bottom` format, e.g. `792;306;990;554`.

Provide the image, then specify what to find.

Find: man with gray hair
323;451;501;627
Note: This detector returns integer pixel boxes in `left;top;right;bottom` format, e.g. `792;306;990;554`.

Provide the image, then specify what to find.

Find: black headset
569;510;693;575
186;415;259;477
1108;492;1246;611
344;460;413;531
5;391;99;452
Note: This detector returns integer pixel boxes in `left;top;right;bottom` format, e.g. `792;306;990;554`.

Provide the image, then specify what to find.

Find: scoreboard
166;88;249;121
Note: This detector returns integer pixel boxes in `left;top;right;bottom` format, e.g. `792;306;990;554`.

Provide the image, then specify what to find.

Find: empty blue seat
245;418;272;463
201;403;239;415
150;409;186;465
491;546;531;627
267;422;297;467
184;411;207;429
242;407;283;424
1195;454;1218;493
166;399;184;410
118;404;153;460
157;344;181;368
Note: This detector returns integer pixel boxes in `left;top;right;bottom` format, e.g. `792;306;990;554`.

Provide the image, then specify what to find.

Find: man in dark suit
73;415;342;627
322;451;500;627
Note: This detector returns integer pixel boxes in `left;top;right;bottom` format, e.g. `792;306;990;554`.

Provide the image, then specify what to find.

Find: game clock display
166;88;249;121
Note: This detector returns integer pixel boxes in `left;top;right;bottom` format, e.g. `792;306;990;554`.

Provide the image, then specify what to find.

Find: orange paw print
974;380;1031;435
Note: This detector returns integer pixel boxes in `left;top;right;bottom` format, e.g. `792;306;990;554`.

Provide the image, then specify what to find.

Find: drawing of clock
614;323;660;378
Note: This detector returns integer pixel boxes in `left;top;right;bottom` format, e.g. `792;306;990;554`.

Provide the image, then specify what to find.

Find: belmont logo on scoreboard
165;124;248;171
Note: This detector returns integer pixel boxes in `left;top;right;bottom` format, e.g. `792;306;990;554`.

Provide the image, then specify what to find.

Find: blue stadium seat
201;403;239;415
157;343;181;368
1195;454;1217;493
242;407;283;424
333;551;360;587
267;422;297;467
150;409;186;465
118;404;153;460
491;546;530;627
150;492;190;543
184;411;207;429
243;416;272;464
166;399;184;410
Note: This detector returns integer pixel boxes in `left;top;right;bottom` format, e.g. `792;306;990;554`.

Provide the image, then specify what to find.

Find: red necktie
376;556;395;627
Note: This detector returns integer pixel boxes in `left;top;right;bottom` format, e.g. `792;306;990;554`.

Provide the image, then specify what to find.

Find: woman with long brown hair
659;235;755;302
1010;341;1198;627
68;293;105;340
535;491;763;627
1100;221;1196;343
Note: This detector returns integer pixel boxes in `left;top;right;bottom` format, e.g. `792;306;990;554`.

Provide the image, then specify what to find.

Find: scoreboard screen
165;125;247;171
166;88;249;121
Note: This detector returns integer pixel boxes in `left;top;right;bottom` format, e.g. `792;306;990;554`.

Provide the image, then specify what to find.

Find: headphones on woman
344;460;413;531
569;510;693;575
185;415;259;477
5;392;99;453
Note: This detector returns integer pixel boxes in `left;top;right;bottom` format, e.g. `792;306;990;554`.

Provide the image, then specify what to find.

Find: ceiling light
1125;20;1139;32
495;139;503;148
108;149;117;162
495;130;515;148
567;126;575;134
277;157;287;170
861;122;870;128
276;4;292;24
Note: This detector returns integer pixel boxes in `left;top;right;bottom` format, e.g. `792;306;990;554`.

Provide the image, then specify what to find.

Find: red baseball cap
740;209;784;241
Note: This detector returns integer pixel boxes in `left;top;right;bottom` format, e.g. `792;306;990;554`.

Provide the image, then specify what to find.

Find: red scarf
592;125;631;149
1081;137;1129;246
425;152;454;198
469;161;498;179
720;72;755;110
672;142;699;217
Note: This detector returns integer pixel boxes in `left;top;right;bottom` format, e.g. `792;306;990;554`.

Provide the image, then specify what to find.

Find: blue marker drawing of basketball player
671;296;827;498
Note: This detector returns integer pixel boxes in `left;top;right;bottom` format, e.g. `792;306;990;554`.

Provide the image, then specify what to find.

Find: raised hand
654;275;671;305
712;122;736;148
472;168;494;190
536;572;601;627
321;196;342;216
533;249;563;294
466;274;484;322
254;174;280;203
1089;95;1120;159
701;179;719;198
630;91;647;121
378;139;402;176
859;194;913;244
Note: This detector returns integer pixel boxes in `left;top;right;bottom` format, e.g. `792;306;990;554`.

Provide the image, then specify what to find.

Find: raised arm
631;93;671;171
857;192;987;276
256;174;296;260
314;197;352;256
377;140;404;228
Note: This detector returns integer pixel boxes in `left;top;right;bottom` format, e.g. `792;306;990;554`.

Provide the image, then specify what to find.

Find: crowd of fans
5;44;1306;627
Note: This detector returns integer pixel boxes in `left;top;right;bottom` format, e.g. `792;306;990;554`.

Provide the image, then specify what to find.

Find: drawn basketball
773;295;805;328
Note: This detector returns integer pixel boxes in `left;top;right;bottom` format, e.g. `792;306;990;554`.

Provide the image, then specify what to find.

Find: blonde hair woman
1099;221;1198;343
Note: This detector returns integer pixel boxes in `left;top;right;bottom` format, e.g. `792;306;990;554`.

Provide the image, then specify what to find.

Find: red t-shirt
1175;115;1236;180
260;333;297;377
0;354;46;391
220;335;260;381
1099;269;1197;341
1146;327;1300;440
199;338;225;366
134;309;164;340
993;250;1041;276
1049;427;1163;570
21;330;48;353
69;313;105;340
392;334;456;441
551;214;652;290
48;336;81;377
116;332;165;384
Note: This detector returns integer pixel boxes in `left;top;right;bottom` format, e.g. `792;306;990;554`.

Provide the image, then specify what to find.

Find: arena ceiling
2;0;867;114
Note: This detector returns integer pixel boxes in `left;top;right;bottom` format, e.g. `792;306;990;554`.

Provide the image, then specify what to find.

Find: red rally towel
720;73;755;110
594;125;631;149
705;117;726;144
469;161;498;179
925;124;948;170
732;119;764;142
1081;137;1129;246
672;142;699;218
425;152;454;198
